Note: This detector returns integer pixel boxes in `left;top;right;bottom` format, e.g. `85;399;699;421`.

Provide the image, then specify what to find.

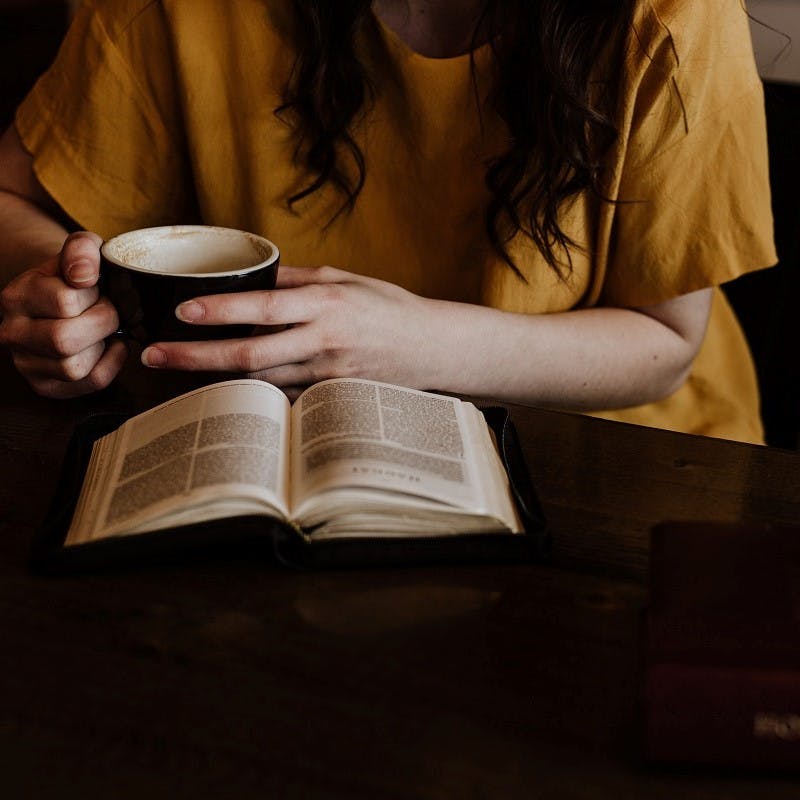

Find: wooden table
1;350;798;799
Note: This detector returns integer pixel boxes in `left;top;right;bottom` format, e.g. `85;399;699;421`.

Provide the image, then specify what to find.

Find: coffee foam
105;227;274;276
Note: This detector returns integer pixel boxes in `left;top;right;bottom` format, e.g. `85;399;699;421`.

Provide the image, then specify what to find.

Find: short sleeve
599;0;777;308
14;0;196;238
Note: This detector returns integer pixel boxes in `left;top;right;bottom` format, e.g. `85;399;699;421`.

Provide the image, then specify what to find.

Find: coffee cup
100;225;280;344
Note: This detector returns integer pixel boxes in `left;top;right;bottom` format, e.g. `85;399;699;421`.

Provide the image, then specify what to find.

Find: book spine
643;663;800;770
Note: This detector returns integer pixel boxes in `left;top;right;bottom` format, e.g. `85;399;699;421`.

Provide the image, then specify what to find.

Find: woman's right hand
0;231;128;398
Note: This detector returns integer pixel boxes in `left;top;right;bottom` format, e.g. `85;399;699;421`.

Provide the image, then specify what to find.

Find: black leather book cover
30;406;548;573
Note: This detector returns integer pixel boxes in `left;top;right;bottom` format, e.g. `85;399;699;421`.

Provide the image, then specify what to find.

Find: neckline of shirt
372;13;492;65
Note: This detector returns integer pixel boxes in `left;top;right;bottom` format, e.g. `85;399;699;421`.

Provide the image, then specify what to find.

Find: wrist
413;296;487;395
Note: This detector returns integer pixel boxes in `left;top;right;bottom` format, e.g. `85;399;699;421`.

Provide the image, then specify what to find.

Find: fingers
0;230;123;398
0;296;119;358
59;231;103;288
143;266;390;383
274;264;355;289
245;367;318;396
0;271;100;319
14;341;106;383
174;282;341;327
141;325;322;374
21;338;128;399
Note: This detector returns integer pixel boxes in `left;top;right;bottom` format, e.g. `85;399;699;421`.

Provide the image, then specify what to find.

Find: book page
66;380;291;545
289;379;493;516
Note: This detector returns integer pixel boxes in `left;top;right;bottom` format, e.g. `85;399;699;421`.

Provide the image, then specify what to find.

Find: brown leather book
641;521;800;770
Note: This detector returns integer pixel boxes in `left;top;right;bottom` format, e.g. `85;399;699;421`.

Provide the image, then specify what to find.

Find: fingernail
176;300;204;322
141;347;166;368
66;260;95;285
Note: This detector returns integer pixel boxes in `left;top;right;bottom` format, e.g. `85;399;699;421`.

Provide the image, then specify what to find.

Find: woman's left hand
140;265;442;397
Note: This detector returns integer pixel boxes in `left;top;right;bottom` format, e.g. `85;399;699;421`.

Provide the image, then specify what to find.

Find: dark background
1;0;798;448
724;81;800;450
0;1;68;126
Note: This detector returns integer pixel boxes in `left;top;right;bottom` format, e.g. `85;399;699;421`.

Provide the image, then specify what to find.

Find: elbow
644;337;700;403
656;358;694;401
632;286;713;404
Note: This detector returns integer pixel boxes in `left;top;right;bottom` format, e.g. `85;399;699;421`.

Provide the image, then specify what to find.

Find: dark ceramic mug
100;225;280;344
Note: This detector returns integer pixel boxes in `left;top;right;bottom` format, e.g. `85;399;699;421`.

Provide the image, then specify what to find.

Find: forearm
0;190;68;286
420;296;708;410
137;266;712;408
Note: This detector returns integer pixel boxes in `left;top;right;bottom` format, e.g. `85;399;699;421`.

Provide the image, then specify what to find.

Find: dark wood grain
1;350;798;799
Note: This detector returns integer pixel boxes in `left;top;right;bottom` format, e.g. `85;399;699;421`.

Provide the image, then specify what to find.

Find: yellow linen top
15;0;777;442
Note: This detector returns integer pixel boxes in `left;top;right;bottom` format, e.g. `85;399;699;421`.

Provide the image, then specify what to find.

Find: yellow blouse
16;0;777;442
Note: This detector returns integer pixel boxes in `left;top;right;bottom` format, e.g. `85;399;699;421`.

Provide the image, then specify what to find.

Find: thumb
59;231;104;288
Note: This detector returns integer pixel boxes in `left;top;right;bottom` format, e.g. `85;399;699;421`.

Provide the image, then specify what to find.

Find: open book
64;379;530;552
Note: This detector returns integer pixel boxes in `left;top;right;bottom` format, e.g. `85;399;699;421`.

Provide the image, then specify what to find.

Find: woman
0;0;776;441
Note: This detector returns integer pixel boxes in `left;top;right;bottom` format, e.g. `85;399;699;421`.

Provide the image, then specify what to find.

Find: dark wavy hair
278;0;633;276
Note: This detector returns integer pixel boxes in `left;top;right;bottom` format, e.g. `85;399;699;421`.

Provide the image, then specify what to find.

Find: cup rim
100;225;280;278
